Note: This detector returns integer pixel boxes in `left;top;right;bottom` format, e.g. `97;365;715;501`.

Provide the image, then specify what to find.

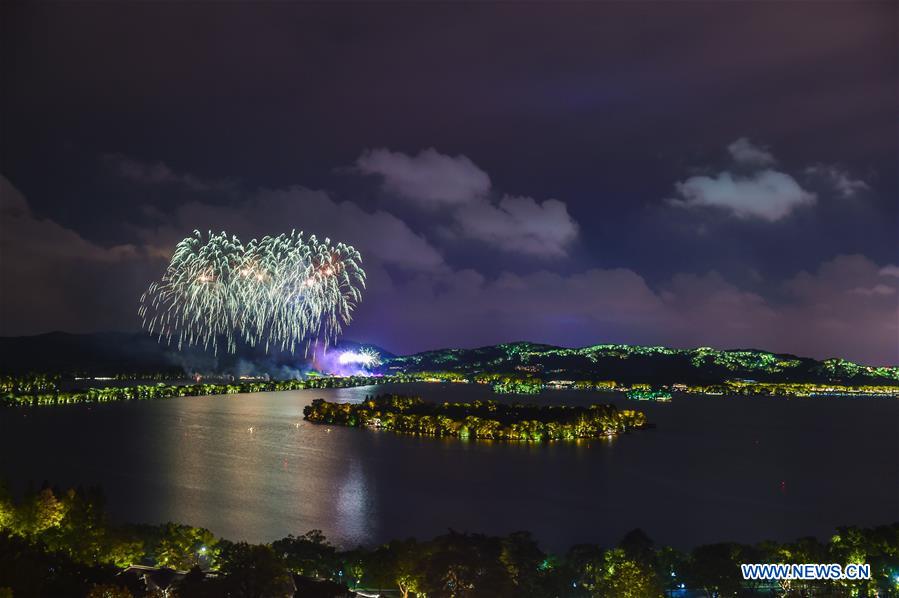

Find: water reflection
336;460;373;542
0;384;896;551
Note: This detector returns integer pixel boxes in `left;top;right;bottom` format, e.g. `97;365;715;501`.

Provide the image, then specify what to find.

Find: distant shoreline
2;372;897;409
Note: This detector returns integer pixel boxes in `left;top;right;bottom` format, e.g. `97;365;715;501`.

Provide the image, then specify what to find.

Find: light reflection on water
336;460;372;542
0;383;896;551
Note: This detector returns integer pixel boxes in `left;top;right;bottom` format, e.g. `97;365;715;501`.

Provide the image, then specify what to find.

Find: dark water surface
1;383;897;551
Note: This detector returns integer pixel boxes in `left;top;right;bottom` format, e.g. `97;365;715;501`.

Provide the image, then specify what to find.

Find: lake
0;383;897;552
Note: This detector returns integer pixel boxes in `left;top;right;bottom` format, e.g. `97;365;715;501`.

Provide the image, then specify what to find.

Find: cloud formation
4;172;895;365
0;176;148;335
671;170;816;221
4;151;894;365
1;176;138;263
354;148;490;207
805;164;870;198
1;172;449;335
353;148;579;258
728;137;775;167
669;139;816;221
141;185;445;273
454;195;579;258
103;153;235;192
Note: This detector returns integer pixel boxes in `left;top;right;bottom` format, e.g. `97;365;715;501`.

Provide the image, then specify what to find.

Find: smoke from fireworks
313;347;383;376
139;230;365;354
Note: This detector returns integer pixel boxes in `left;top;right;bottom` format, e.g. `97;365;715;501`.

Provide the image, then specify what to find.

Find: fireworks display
337;348;382;368
139;230;365;354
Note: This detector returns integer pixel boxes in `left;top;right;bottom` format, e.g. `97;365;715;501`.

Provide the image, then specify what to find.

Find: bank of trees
0;375;397;408
304;395;647;441
1;484;897;597
0;374;59;395
689;380;899;398
4;371;894;410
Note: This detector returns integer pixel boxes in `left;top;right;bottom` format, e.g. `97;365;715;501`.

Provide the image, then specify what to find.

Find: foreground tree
218;541;294;598
152;522;218;570
685;542;748;597
272;529;339;579
500;531;547;595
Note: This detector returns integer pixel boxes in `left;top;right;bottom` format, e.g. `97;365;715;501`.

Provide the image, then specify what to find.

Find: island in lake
302;394;648;441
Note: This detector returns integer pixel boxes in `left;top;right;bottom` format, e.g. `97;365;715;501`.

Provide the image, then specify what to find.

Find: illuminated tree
500;531;546;594
0;485;14;532
591;548;661;598
26;487;69;535
154;523;217;570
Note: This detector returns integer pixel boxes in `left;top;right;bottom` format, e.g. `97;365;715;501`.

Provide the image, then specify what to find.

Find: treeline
0;375;397;408
0;484;897;597
0;374;60;395
686;380;899;398
382;371;899;398
3;372;897;411
303;395;647;441
484;374;543;394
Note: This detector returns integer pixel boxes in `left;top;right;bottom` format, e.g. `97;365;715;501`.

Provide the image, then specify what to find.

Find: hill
1;333;896;386
0;332;391;378
381;341;899;386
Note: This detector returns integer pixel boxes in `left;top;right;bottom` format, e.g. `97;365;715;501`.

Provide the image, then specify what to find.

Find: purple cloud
805;164;870;198
727;137;776;167
453;195;578;258
354;147;490;207
352;148;579;257
102;153;235;193
0;176;147;335
141;186;446;273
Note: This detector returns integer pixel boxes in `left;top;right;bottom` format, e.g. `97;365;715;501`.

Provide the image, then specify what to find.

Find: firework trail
139;230;365;354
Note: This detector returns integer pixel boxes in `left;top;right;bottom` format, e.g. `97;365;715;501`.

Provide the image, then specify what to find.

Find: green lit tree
591;548;662;598
154;523;217;570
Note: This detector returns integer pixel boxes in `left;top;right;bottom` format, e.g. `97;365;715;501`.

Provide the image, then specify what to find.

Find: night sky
1;2;897;365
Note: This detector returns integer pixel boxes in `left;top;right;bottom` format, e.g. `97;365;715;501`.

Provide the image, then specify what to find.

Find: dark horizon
1;2;897;365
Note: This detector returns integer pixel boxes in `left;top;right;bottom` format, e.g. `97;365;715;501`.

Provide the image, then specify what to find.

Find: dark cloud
140;184;446;273
102;153;235;192
727;138;776;167
354;148;490;207
452;195;578;258
805;164;870;199
0;176;150;335
352;148;579;258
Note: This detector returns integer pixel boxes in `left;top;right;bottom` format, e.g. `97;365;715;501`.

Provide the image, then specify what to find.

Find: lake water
0;383;897;551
